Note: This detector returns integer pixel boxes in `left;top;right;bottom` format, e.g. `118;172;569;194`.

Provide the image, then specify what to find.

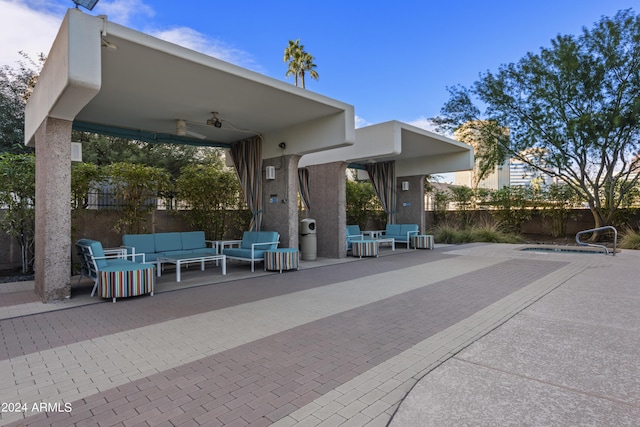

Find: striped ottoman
411;234;435;250
264;248;300;273
351;240;379;258
99;263;155;303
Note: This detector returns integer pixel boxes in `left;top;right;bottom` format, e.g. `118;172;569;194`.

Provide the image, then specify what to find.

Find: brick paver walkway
0;246;574;426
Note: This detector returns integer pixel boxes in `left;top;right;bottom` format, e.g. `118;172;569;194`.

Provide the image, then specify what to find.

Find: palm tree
283;39;303;87
299;52;319;89
283;39;319;89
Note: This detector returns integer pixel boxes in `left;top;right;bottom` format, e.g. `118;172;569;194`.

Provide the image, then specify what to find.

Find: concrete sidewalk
0;243;637;426
391;245;640;426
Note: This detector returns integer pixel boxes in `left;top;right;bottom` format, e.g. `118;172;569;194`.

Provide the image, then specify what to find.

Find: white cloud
0;0;262;74
94;0;154;27
355;115;371;129
96;0;261;71
150;27;262;72
407;116;439;132
0;0;63;68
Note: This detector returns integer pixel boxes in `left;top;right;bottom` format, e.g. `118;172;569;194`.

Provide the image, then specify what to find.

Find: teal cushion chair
223;231;280;272
346;225;364;251
76;239;154;303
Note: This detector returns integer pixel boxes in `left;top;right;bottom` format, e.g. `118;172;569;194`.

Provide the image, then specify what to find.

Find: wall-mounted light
265;166;276;180
402;181;409;191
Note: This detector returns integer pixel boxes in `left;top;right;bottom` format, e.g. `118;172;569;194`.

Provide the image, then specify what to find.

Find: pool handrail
575;226;617;256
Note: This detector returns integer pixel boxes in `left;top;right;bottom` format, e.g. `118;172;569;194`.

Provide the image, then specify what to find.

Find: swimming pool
520;245;608;254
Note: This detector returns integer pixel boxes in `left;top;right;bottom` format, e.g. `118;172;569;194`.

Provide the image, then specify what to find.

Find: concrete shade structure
299;121;473;258
24;9;355;301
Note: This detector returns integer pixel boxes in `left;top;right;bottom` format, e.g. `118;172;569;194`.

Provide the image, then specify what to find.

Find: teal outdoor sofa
122;231;217;263
381;224;419;247
222;231;280;272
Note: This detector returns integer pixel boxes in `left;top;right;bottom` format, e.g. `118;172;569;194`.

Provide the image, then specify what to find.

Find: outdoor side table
411;234;434;250
264;248;299;273
99;263;155;303
351;240;379;258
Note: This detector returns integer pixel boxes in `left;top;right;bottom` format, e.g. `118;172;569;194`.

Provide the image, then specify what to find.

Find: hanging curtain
366;161;397;224
230;136;263;231
297;168;311;210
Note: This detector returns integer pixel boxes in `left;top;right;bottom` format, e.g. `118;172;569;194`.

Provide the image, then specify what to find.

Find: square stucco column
262;155;301;249
306;162;348;259
34;117;72;302
395;175;426;232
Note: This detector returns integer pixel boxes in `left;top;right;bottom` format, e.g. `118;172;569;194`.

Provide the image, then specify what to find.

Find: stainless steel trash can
300;218;317;261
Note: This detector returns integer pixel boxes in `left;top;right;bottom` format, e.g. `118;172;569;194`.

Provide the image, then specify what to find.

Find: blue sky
1;0;638;129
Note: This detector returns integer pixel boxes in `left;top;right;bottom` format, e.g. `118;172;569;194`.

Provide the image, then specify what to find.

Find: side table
351;240;379;258
264;248;300;273
411;234;435;250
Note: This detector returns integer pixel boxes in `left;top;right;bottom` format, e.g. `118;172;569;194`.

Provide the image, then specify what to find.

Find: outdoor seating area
346;224;411;257
76;238;155;303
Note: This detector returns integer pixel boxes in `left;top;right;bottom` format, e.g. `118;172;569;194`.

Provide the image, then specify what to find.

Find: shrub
432;223;462;244
431;219;523;244
619;229;640;250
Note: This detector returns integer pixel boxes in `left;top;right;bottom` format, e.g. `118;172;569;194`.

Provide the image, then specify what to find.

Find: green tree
434;10;640;232
76;132;205;179
283;39;319;89
71;162;104;210
106;162;172;234
540;183;580;237
299;51;319;89
487;186;533;233
0;153;35;272
175;164;244;239
346;178;384;228
431;188;451;224
0;53;43;154
449;185;475;227
284;39;302;87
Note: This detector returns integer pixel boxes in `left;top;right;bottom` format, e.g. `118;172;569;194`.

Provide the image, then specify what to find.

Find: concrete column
34;117;72;302
262;155;301;249
306;162;348;258
395;175;426;233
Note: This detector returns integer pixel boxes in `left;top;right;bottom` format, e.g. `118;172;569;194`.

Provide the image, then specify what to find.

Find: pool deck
0;243;638;426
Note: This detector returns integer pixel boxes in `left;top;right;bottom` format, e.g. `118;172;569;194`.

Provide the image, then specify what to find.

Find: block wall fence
1;208;639;271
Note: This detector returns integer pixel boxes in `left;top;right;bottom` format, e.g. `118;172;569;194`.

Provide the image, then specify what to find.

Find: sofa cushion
240;231;278;250
78;239;108;269
101;259;149;272
223;248;269;260
181;231;207;250
123;234;156;255
385;224;402;236
346;225;362;237
223;248;246;258
154;232;182;253
400;224;419;235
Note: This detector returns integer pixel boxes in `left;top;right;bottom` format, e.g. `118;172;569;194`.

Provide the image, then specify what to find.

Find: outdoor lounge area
22;9;472;303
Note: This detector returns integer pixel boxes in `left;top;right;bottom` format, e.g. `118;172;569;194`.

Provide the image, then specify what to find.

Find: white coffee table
157;253;226;282
376;237;395;251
